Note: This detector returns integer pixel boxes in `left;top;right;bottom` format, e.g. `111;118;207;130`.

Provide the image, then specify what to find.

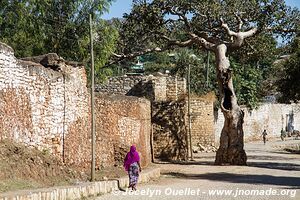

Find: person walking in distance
262;129;268;145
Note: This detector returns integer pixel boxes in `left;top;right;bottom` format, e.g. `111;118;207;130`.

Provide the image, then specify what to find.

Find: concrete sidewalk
0;168;160;200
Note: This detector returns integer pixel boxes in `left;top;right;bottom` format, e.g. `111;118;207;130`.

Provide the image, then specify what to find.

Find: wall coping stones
0;168;160;200
0;42;14;54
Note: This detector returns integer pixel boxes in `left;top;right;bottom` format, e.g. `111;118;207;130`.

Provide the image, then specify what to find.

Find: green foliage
117;0;299;55
231;60;262;109
231;33;278;108
276;37;300;103
113;0;299;108
143;52;173;74
141;49;217;96
0;0;117;83
170;49;217;96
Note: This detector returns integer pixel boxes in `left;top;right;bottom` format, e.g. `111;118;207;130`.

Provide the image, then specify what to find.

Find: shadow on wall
126;80;154;101
113;143;129;167
152;100;188;161
213;102;219;123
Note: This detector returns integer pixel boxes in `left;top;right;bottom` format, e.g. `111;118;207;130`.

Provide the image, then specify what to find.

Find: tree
111;0;299;165
0;0;118;83
276;37;300;103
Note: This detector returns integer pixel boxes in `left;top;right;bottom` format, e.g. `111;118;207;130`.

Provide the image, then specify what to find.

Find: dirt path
95;139;300;200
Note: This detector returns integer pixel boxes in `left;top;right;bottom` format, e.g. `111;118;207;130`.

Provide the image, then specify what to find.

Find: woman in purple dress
123;145;142;190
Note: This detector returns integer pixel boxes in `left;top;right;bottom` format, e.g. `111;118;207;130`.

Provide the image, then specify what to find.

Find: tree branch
265;27;299;34
240;27;258;38
220;17;258;48
188;32;216;50
163;7;191;31
160;35;194;47
234;13;243;32
106;37;194;66
220;18;238;37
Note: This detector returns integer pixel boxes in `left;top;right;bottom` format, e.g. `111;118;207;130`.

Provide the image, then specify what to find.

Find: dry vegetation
0;139;126;193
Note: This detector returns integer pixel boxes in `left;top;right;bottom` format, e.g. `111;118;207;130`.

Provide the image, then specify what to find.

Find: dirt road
95;139;300;200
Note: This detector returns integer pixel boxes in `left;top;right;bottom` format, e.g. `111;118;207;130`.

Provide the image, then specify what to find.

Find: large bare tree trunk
214;44;247;165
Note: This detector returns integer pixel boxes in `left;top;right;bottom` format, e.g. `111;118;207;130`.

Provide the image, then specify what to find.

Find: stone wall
95;94;151;168
189;98;215;148
214;103;300;143
0;42;91;168
0;42;152;169
151;97;214;160
96;75;186;102
152;100;188;160
96;73;218;160
166;76;186;101
96;76;154;101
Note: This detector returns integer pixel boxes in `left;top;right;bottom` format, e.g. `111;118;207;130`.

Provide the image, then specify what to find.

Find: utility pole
206;51;210;88
188;62;193;161
89;14;96;182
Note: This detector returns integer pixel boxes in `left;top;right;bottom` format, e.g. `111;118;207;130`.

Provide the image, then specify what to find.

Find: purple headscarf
123;145;140;171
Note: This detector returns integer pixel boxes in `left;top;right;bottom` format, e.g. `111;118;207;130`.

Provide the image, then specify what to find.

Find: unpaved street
95;139;300;200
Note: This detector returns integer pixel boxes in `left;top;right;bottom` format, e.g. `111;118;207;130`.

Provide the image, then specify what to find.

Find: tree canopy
109;0;299;109
276;37;300;103
112;0;299;60
0;0;118;83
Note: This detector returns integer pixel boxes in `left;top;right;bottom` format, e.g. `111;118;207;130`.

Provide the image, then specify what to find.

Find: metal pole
150;125;155;163
188;63;193;160
89;14;96;182
206;51;210;88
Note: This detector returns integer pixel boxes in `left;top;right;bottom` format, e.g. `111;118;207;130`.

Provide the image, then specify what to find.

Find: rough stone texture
0;42;152;169
96;75;186;102
152;100;188;160
166;76;186;101
96;73;218;161
0;42;91;168
189;99;215;148
95;94;151;168
214;103;300;144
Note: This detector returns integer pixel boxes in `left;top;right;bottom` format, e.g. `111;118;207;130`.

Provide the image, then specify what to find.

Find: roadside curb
0;168;160;200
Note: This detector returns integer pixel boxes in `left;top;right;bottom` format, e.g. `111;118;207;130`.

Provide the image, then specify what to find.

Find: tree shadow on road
247;155;298;161
154;160;215;166
247;161;300;171
162;172;300;188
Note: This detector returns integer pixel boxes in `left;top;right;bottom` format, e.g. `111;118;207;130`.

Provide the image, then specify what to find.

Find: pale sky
102;0;300;19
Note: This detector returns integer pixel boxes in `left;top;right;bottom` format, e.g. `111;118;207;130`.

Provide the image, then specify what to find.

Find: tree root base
214;147;247;165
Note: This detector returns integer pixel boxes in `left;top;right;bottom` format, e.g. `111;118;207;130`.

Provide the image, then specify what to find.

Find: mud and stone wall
0;42;91;168
189;99;215;148
214;103;300;143
96;75;186;102
96;71;219;159
95;94;151;168
152;100;188;160
0;42;152;169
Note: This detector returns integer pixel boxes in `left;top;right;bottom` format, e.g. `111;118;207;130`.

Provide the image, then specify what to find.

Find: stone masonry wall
166;76;186;101
95;94;151;168
214;103;300;144
0;42;152;169
96;75;186;102
189;98;215;148
0;42;91;168
152;100;188;160
96;74;217;160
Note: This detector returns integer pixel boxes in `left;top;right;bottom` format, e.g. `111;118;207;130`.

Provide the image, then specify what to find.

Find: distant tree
111;0;299;165
141;49;217;95
0;0;118;83
276;37;300;103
